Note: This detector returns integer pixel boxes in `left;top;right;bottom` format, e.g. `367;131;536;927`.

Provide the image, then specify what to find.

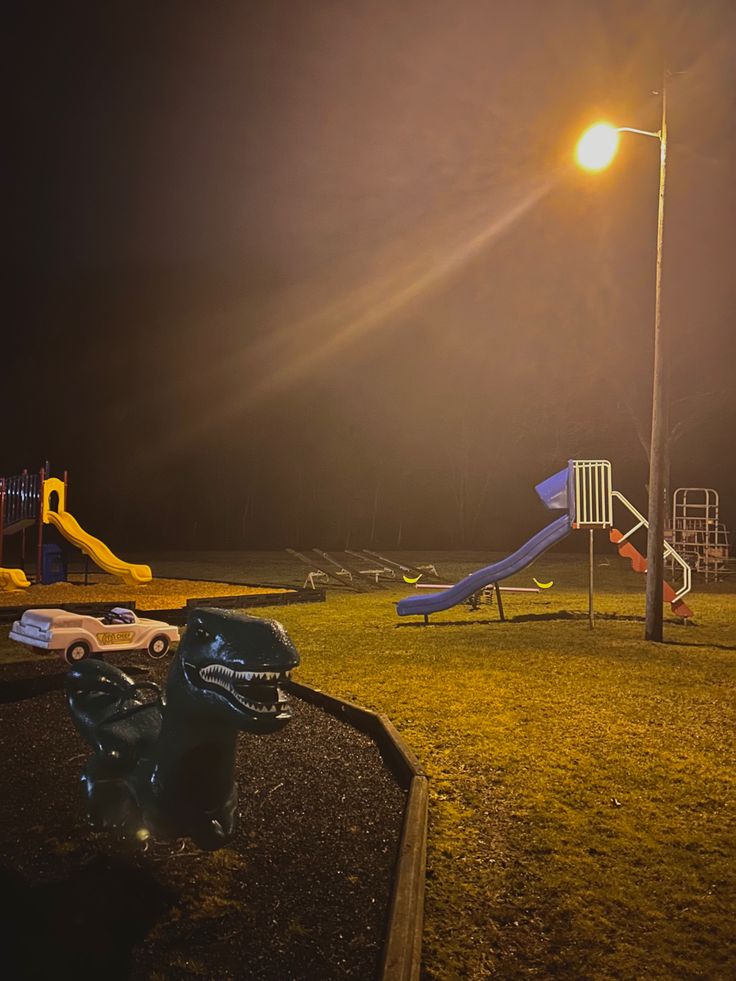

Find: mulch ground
0;576;291;612
0;655;406;980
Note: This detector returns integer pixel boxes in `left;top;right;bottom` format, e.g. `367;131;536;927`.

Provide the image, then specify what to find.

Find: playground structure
397;459;694;621
667;487;732;582
0;467;152;590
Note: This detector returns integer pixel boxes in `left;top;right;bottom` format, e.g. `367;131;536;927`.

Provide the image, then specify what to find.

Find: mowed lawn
2;550;735;979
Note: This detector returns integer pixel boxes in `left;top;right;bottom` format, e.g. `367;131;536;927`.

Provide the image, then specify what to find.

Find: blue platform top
535;462;575;515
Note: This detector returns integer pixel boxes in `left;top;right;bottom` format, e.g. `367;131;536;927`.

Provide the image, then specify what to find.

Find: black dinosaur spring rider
65;608;300;851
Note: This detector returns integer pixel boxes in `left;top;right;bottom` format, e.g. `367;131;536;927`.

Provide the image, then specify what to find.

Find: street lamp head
575;122;620;171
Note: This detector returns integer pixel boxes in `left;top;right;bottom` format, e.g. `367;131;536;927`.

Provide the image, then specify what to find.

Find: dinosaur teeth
231;691;280;713
197;662;286;714
199;664;289;684
240;670;282;682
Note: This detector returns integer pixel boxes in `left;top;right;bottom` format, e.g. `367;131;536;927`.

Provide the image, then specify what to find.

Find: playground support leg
0;479;4;568
494;583;505;622
36;466;45;586
588;529;595;630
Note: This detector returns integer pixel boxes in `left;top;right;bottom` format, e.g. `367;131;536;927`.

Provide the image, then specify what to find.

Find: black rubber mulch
0;656;406;980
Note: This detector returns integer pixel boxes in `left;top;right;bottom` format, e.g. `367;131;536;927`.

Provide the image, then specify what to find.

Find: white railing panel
571;460;613;528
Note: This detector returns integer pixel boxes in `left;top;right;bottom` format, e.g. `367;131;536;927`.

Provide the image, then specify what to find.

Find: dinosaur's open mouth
187;661;292;715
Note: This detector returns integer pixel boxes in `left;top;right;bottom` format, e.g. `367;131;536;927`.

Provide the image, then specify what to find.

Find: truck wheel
148;635;170;659
65;640;90;665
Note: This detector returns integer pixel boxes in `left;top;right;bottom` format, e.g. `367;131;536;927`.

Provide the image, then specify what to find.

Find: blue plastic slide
396;512;572;617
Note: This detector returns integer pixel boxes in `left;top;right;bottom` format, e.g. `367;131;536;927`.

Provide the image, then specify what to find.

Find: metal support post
494;583;505;622
645;75;669;642
589;529;595;629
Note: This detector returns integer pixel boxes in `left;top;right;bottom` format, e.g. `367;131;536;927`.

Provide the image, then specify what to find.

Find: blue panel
535;467;570;510
41;543;67;585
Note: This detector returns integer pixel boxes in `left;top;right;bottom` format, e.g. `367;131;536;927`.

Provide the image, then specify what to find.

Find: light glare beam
134;174;557;464
247;177;555;403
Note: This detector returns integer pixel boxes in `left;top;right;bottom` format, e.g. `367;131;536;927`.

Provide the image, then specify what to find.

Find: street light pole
644;75;668;642
575;80;671;640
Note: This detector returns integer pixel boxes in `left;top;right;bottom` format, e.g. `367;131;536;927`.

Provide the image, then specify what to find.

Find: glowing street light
575;122;620;171
576;79;669;642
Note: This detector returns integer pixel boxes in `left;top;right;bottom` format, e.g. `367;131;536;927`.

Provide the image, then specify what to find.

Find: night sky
6;1;735;552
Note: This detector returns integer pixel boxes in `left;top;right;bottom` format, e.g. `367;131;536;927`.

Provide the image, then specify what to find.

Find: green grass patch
2;550;734;979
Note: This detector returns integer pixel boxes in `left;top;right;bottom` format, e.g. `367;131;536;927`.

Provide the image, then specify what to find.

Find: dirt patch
0;656;405;980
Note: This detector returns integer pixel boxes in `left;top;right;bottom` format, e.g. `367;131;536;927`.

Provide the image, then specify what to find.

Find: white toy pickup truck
9;607;180;664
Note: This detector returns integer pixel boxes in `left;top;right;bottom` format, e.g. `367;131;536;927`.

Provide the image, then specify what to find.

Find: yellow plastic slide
45;509;152;585
0;567;31;590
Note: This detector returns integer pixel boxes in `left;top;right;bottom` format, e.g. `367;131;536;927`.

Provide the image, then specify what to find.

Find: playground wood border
286;679;427;981
0;586;325;626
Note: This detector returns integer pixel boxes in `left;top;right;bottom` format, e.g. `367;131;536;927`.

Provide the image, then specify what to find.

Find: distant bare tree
607;374;731;522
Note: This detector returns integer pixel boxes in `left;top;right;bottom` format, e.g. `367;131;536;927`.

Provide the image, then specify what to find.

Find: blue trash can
42;543;67;585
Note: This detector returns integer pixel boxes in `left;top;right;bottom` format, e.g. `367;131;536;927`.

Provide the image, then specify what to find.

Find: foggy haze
6;0;735;552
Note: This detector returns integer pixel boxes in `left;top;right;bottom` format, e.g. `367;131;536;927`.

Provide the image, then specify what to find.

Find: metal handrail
611;490;692;601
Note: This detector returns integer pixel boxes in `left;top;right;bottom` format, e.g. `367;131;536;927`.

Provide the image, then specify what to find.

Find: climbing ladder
669;488;731;582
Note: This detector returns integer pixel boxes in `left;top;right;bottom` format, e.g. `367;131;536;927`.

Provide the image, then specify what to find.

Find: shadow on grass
664;639;736;651
396;618;501;628
396;610;702;629
396;610;579;628
397;610;633;628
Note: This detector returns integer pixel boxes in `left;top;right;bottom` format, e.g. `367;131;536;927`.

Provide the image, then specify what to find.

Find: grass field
2;549;734;979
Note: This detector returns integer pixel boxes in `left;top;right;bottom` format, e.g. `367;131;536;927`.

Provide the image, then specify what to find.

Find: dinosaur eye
192;625;212;643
